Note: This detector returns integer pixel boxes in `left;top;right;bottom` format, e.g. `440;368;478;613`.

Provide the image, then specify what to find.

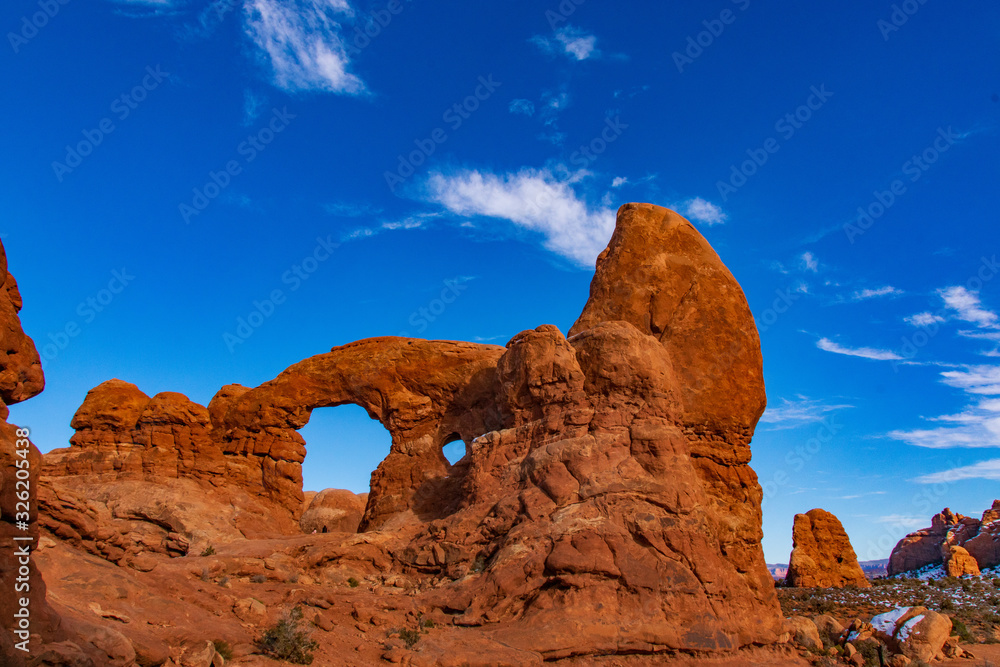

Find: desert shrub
471;555;487;573
993;578;1000;588
952;617;974;643
854;639;885;667
218;576;230;587
200;545;216;557
985;612;1000;624
256;606;318;665
200;568;210;582
347;577;359;588
811;599;836;613
941;599;956;611
213;640;234;661
287;573;299;584
399;628;420;648
251;574;267;584
418;615;435;630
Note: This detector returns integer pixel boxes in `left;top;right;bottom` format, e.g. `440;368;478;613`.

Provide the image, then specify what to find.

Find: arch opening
297;403;391;495
441;433;467;466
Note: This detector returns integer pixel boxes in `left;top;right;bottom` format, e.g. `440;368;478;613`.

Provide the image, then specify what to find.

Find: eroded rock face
786;509;870;588
888;502;1000;576
943;545;980;577
0;242;59;664
39;203;783;660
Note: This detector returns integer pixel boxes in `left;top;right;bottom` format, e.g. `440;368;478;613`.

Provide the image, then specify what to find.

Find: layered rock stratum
786;508;870;588
3;204;801;665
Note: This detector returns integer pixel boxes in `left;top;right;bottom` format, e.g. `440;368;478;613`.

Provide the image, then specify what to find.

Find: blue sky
2;0;998;563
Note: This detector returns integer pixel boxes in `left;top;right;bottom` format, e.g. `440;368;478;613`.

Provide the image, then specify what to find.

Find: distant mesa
888;501;1000;577
786;508;870;588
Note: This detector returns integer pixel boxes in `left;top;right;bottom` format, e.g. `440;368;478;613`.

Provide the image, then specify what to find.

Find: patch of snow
871;607;910;635
897;614;924;642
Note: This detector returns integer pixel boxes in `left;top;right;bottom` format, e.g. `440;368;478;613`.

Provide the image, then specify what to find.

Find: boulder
786;509;870;588
783;616;822;650
871;606;952;662
943;545;980;577
300;488;366;533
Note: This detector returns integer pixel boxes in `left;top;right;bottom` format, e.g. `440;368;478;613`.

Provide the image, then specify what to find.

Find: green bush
213;640;233;661
256;606;318;665
347;577;359;588
251;574;267;584
952;617;974;643
399;628;420;648
201;545;216;557
940;599;956;611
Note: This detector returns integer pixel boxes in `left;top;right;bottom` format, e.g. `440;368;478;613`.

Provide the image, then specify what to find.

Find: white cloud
853;286;902;301
611;177;628;188
874;514;926;528
816;337;902;361
915;459;1000;484
244;0;365;95
759;396;853;429
532;26;600;61
905;312;946;327
424;167;615;267
800;251;819;273
940;286;998;328
242;89;267;126
342;212;438;241
677;197;726;226
508;99;535;116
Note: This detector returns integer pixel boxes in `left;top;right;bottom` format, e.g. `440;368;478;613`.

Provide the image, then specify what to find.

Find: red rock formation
943;545;980;577
786;508;870;588
300;488;366;533
0;242;60;665
36;203;785;661
888;503;1000;576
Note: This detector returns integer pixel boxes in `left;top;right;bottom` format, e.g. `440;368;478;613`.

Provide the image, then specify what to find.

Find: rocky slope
5;203;792;664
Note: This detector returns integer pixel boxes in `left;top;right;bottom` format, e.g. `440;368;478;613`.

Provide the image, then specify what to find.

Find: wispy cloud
244;0;365;95
424;167;614;267
816;337;903;361
915;459;1000;483
800;251;819;273
531;26;601;61
853;286;903;301
611;176;627;188
676;197;726;226
342;212;438;241
323;202;382;217
905;312;945;327
508;99;535;116
875;514;926;528
760;395;853;429
940;286;998;328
